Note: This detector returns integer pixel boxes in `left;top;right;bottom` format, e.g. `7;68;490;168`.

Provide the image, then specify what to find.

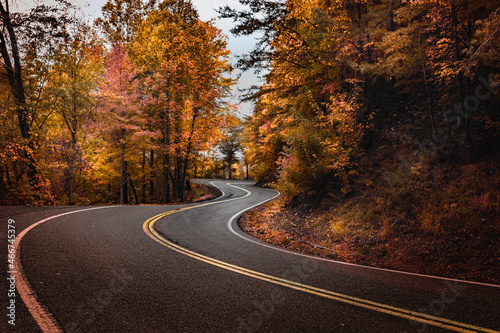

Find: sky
15;0;261;117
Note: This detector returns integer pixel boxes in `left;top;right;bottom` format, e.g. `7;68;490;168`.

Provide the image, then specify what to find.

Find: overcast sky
16;0;260;117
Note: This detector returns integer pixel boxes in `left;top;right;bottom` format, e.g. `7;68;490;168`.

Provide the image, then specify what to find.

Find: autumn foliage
0;0;236;204
225;0;499;282
1;0;499;208
225;0;500;198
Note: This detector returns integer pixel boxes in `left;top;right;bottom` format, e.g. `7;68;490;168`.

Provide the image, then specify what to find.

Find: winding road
2;180;499;332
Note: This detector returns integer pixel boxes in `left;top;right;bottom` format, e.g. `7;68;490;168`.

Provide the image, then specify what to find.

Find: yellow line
143;207;499;333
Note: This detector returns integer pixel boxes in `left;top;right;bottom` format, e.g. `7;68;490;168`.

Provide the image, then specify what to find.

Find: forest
216;0;500;197
221;0;499;282
1;0;499;264
1;0;242;205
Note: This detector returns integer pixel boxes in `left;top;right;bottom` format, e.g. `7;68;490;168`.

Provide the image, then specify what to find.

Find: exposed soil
239;158;500;285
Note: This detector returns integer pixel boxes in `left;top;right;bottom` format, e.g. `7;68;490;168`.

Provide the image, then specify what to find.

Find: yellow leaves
292;0;320;20
435;66;459;80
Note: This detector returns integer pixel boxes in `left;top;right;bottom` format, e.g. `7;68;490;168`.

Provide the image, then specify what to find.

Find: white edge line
12;206;115;333
148;184;500;333
11;179;497;333
209;180;225;199
223;183;500;289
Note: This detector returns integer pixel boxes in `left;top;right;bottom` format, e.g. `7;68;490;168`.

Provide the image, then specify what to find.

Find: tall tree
219;125;243;180
225;0;365;196
99;43;140;204
48;20;104;203
131;0;235;202
95;0;154;45
0;0;72;189
217;0;287;72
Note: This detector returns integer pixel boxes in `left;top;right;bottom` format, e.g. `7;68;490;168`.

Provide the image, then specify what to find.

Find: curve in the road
225;184;500;289
143;186;498;333
12;181;500;333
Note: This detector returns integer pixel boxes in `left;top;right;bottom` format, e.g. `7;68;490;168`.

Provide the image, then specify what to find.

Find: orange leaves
241;0;370;197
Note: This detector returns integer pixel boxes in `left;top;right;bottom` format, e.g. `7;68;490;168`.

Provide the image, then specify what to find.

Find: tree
95;0;159;204
217;0;287;72
97;42;150;204
225;0;365;196
234;0;500;200
130;0;235;202
48;20;104;203
376;0;500;144
95;0;154;45
219;125;243;180
1;0;68;189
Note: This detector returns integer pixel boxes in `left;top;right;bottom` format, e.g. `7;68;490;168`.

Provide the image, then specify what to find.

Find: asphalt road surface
1;180;499;333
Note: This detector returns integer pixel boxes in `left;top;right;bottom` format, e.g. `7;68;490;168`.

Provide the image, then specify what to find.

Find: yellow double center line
143;198;498;333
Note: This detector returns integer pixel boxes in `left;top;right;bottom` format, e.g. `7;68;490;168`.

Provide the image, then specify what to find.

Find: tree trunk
173;117;182;201
123;160;128;204
388;0;397;32
149;150;154;197
451;4;470;143
0;13;38;188
422;63;436;137
163;151;170;203
120;141;126;204
68;151;74;204
67;129;78;204
180;108;199;200
162;112;171;204
142;149;146;203
175;153;182;201
129;173;139;204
